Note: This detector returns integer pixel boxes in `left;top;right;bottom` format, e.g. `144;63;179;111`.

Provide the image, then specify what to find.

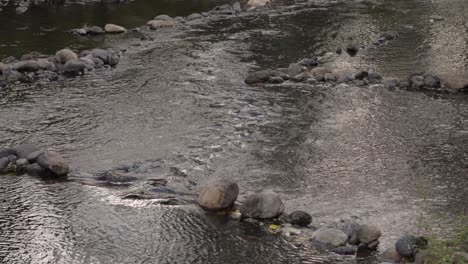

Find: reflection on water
1;0;468;263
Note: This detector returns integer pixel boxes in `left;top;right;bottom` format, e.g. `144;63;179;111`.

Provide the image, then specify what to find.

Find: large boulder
104;24;126;33
55;49;78;64
37;151;69;176
357;224;382;244
288;210;312;226
12;60;40;72
311;227;348;247
240;191;285;219
197;180;239;211
14;144;40;159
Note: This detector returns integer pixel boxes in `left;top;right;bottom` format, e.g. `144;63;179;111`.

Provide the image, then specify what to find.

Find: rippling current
1;0;468;263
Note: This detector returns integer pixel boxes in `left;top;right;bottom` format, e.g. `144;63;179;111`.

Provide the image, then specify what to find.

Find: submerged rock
37;151;69;176
311;227;348;248
104;24;126;33
240;191;285;219
345;43;359;55
197;180;239;211
288;210;312;226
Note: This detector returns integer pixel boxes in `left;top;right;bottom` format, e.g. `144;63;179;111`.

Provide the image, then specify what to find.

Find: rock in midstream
197;181;239;211
240;191;285;219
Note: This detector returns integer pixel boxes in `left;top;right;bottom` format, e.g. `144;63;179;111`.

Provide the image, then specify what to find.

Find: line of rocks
0;144;69;177
71;24;127;36
196;180;383;257
244;57;468;92
0;47;121;88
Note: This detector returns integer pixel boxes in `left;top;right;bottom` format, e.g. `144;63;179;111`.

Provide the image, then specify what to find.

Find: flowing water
1;0;468;263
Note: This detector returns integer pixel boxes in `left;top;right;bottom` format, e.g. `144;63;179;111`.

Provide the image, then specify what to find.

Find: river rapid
0;0;467;263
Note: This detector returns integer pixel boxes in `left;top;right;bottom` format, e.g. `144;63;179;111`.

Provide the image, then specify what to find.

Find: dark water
1;0;468;263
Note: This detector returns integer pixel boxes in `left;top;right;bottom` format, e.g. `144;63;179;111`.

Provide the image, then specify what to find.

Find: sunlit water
1;0;467;263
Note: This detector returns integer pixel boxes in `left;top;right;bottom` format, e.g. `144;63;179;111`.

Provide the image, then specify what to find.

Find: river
0;0;467;263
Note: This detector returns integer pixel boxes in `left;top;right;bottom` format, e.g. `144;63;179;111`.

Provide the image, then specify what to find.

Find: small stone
383;77;400;89
423;74;440;88
22;163;47;176
357;224;382;244
395;235;417;258
298;58;319;68
240;191;285;219
104;24;126;33
55;49;78;64
345;43;359;55
332;246;356;255
37;151;69;176
429;15;445;21
197;181;239;211
245;70;273;85
367;72;382;84
147;20;175;29
86;26;105;35
187;13;203;21
154;14;174;22
355;70;368;80
16;158;29;167
410;76;425;88
288;63;304;76
268;76;284;84
311;228;348;248
380;31;399;40
64;59;88;74
288;211;312;226
26;150;44;163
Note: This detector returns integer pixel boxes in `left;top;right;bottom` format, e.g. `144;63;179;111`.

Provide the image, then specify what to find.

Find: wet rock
290;72;311;82
245;70;273;85
399;81;410;89
2;56;16;64
336;48;342;54
288;210;312;226
423;74;440;88
367;72;382;84
37;59;55;71
37;151;69;176
14;144;39;159
154;14;174;22
324;72;337;82
380;247;403;263
26;150;44;163
383;77;400;89
441;76;468;91
91;48;119;66
20;54;34;60
0;157;9;172
96;171;137;183
79;50;91;58
147;20;175;29
86;26;105;35
0;148;16;159
187;13;203;21
16;6;27;14
335;220;360;244
354;70;368;80
75;28;87;35
12;60;40;72
357;224;381;245
104;24;126;33
15;158;29;168
395;236;416;258
311;228;348;248
240;191;285;219
410;76;425;88
345;43;359;55
64;59;88;74
310;67;332;77
197;180;239;211
55;49;78;64
268;76;284;84
380;31;399;40
288;63;304;76
332;246;356;255
79;57;96;70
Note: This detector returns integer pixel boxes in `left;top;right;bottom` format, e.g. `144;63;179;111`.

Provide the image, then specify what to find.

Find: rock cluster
72;24;127;36
0;47;121;88
0;144;69;177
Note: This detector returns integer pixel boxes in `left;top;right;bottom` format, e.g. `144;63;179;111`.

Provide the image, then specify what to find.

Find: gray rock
399;81;410;89
299;58;319;68
64;59;87;74
380;247;403;263
6;155;17;163
380;31;399;40
268;76;284;84
16;6;27;14
0;148;16;159
14;144;39;159
288;63;304;76
37;151;69;176
26;150;44;163
367;72;382;83
79;50;91;58
288;210;312;226
240;191;285;219
332;246;356;255
395;236;415;258
357;224;381;244
36;59;55;71
79;57;96;70
355;70;368;80
55;49;78;64
423;74;440;88
154;14;174;22
290;72;311;82
23;163;47;176
20;54;34;60
411;76;425;88
15;158;29;168
311;227;348;247
75;28;87;35
106;49;120;67
91;49;112;65
197;180;239;211
86;26;105;35
233;2;241;12
104;24;126;33
12;60;40;72
441;76;468;90
187;13;203;21
324;73;337;82
336;220;360;243
245;70;273;85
